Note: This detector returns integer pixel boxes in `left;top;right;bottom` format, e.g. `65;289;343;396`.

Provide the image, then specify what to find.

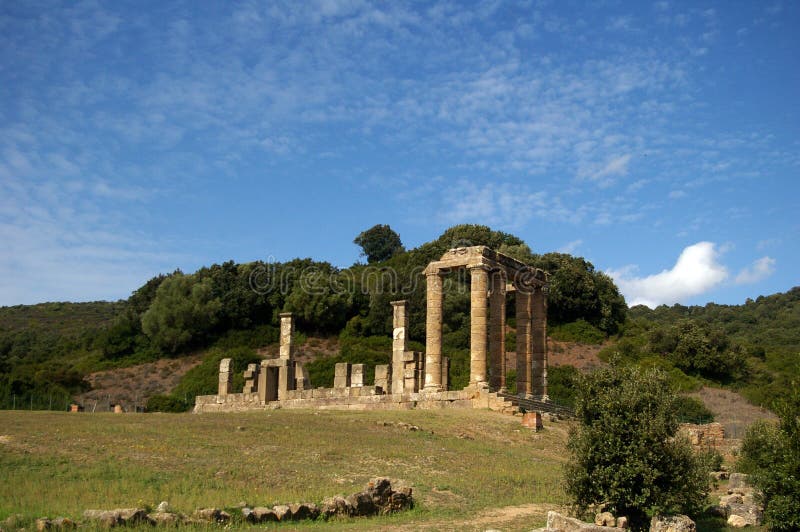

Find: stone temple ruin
195;246;549;413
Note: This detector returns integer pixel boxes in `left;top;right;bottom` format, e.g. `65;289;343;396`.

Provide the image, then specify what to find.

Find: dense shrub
737;388;800;531
549;320;606;344
565;364;711;530
146;394;189;413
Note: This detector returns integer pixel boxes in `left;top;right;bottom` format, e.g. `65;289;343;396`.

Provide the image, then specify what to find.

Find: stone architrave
489;270;507;391
469;265;490;388
424;274;444;391
218;358;233;396
391;301;409;394
531;286;548;400
279;312;294;361
515;288;533;398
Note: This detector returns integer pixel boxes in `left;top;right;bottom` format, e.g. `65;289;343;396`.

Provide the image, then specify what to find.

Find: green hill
1;224;797;413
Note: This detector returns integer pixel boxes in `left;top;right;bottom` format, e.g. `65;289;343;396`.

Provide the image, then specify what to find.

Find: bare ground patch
74;354;203;411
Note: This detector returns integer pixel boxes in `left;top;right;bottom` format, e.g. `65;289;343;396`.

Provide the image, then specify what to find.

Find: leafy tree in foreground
565;363;710;530
353;224;404;263
737;387;800;532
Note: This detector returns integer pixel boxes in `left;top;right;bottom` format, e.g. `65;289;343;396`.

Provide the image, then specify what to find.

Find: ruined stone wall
679;422;725;449
194;388;516;414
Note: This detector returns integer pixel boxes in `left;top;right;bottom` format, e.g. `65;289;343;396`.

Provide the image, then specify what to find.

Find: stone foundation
194;387;516;414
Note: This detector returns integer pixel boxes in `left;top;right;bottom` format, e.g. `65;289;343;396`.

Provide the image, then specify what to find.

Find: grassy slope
0;409;569;530
0;301;121;336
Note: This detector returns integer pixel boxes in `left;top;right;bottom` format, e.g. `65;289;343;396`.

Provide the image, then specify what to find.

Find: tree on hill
565;363;711;529
141;274;222;354
532;252;627;334
353;224;404;263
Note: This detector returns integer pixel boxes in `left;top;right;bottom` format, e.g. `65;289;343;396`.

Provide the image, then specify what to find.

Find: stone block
375;364;389;390
351;364;365;387
522;412;543;431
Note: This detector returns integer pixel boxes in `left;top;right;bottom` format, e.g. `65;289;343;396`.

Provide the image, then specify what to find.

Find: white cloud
607;242;728;307
669;189;686;199
735;256;776;284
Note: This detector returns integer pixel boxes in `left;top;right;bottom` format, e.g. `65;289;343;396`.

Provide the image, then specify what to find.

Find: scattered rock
242;507;278;523
545;511;626;531
616;516;628;529
288;502;320;521
720;494;743;506
35;517;76;531
148;511;181;526
272;504;292;521
155;501;169;513
710;471;729;481
727;515;749;528
595;511;616;526
83;508;154;528
346;491;377;517
725;503;762;527
320;495;350;519
649;514;696;532
193;508;230;524
727;473;750;494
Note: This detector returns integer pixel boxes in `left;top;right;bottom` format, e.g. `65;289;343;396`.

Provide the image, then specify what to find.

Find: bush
547;365;579;407
549;320;606;344
146;394;189;413
737;388;800;531
674;395;715;424
564;363;711;530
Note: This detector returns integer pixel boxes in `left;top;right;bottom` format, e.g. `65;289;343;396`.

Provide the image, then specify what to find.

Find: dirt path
394;502;564;531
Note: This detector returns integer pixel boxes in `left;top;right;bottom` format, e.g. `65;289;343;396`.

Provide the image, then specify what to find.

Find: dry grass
688;386;776;439
0;408;569;530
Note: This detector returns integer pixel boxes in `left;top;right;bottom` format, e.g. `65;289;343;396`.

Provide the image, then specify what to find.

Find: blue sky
1;1;798;308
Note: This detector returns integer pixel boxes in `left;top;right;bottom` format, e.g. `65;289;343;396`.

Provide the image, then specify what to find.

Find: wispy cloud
735;257;776;284
558;239;583;254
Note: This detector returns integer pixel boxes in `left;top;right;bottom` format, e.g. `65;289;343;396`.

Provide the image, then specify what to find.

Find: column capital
390;299;408;307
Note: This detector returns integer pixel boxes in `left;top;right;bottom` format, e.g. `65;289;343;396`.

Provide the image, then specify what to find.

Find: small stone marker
521;411;543;431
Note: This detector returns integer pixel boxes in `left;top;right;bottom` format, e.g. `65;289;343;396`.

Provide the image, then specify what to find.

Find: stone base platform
194;387;517;414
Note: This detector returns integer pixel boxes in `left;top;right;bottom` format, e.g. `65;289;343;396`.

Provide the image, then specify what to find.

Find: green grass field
0;408;570;530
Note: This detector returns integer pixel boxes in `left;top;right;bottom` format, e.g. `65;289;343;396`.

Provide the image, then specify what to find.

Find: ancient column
469;265;489;388
424;271;444;391
279;312;294;361
489;270;507;391
531;286;548;400
391;300;409;394
218;358;233;396
515;287;533;398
